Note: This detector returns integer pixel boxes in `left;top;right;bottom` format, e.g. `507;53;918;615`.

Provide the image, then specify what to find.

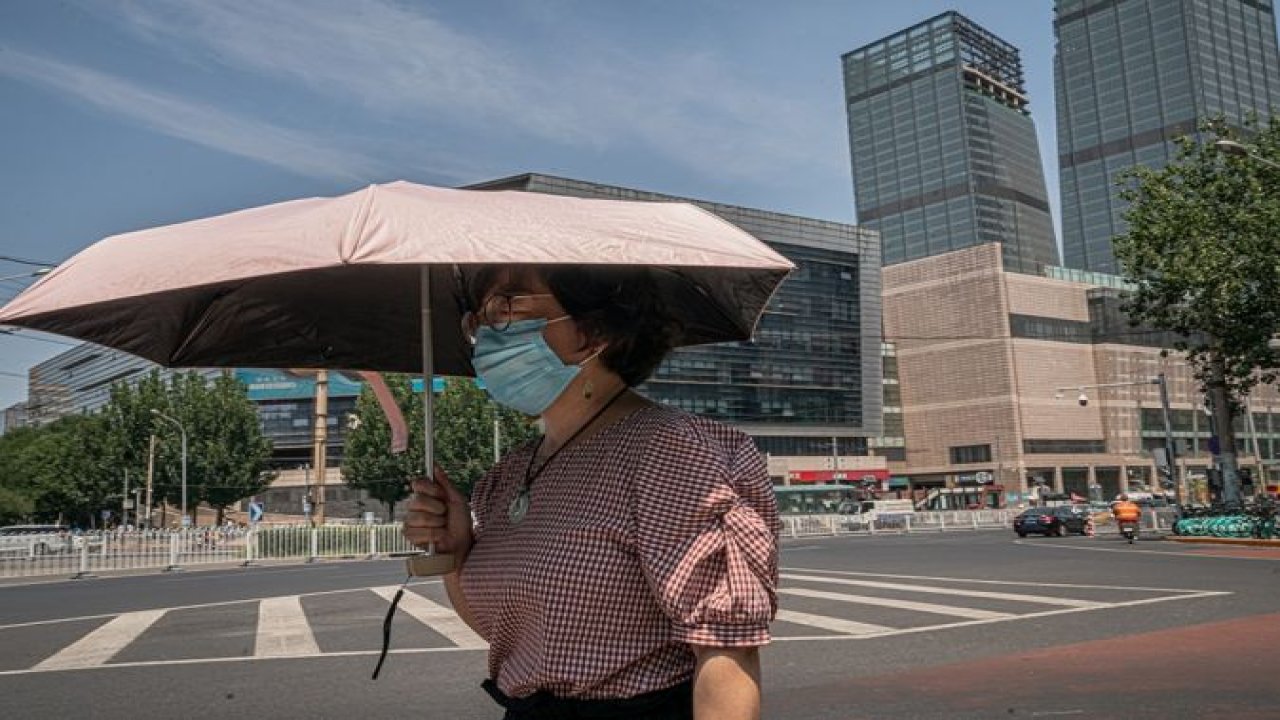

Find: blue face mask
470;317;598;416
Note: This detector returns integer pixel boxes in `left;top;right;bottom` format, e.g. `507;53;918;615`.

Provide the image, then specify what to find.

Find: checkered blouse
459;403;780;700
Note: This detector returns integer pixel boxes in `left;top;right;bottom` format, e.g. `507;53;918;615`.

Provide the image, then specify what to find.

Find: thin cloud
109;0;593;146
102;0;844;184
0;46;385;182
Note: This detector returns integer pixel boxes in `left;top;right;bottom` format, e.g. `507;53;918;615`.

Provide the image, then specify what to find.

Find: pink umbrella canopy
0;181;793;375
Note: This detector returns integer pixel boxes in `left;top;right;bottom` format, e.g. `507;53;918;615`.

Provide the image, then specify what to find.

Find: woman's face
469;268;593;364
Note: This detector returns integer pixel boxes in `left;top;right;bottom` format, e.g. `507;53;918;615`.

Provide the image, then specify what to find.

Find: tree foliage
148;372;275;524
341;374;423;518
0;415;117;526
433;377;538;494
1114;116;1280;501
1114;116;1280;403
342;376;538;516
0;370;273;526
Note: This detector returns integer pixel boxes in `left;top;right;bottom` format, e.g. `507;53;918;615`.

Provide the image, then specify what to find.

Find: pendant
508;487;531;524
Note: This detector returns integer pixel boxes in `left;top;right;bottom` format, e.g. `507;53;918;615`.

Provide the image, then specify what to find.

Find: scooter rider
1112;494;1142;539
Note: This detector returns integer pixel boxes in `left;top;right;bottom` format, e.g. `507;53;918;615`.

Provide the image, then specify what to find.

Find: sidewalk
1168;536;1280;547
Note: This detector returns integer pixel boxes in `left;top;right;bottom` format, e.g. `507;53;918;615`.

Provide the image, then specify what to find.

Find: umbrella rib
167;291;227;366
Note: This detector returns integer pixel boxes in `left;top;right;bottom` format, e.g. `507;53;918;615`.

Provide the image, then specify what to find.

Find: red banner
786;469;890;484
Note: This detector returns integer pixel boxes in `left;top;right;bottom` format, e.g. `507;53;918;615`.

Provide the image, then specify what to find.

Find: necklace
508;387;629;524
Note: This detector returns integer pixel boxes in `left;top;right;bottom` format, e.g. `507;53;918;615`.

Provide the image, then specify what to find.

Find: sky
1;1;1274;412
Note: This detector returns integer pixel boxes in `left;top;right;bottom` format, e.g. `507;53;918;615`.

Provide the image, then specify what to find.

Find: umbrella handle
407;544;455;575
405;265;454;577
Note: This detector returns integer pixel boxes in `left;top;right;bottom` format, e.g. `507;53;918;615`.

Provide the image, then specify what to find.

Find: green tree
0;426;39;524
343;376;538;517
151;372;273;525
12;415;117;527
0;485;34;525
192;373;275;524
342;374;422;519
434;377;538;495
100;370;170;522
1114;116;1280;504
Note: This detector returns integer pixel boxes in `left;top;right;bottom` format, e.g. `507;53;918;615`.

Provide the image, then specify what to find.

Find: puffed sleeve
632;417;779;647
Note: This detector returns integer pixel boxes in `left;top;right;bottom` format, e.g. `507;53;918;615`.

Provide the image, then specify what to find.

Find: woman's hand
403;466;474;560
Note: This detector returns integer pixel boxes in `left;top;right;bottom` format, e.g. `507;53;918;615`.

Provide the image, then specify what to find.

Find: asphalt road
2;530;1277;719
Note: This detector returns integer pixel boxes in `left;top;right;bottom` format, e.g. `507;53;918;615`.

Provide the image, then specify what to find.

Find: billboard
234;369;366;401
235;369;454;401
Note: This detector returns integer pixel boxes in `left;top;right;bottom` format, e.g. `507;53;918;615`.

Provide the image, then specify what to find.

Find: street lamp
0;268;52;283
151;409;189;527
1214;139;1280;171
1055;374;1182;505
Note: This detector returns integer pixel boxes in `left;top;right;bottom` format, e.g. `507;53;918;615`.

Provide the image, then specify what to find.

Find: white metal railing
4;510;1029;578
781;509;1016;539
0;524;420;580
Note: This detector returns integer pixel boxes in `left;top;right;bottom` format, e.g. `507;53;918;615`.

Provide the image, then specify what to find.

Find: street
1;531;1277;719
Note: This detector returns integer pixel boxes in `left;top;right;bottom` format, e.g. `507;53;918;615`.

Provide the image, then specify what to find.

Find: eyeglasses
462;293;557;337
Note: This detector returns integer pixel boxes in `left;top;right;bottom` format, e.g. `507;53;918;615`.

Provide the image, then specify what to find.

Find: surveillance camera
1077;393;1089;407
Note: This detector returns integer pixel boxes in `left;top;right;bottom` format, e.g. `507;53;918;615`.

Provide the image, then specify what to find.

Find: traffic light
1240;468;1255;488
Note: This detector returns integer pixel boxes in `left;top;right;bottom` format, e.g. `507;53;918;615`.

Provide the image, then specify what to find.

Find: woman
405;264;779;719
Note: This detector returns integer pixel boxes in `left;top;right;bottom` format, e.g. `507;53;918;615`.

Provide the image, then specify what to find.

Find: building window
1008;314;1092;343
1022;439;1107;454
753;436;869;456
949;444;992;464
877;446;907;462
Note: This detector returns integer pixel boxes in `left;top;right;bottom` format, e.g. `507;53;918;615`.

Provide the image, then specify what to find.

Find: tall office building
843;12;1060;274
1056;0;1280;273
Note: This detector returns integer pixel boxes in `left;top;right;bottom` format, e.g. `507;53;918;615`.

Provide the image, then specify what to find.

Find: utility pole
122;470;130;528
302;463;313;527
144;434;156;529
493;416;501;464
1155;373;1183;506
311;370;329;525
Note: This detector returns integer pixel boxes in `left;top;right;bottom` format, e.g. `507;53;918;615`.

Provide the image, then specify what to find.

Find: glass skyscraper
1056;0;1280;273
843;11;1060;274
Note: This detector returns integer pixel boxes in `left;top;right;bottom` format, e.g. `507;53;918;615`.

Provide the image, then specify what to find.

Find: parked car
0;525;74;555
1013;506;1090;537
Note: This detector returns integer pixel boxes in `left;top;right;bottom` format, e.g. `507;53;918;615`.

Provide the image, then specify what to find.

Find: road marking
370;586;486;649
35;610;166;670
1013;540;1280;562
783;573;1106;608
0;646;474;677
785;567;1214;594
774;609;894;635
0;579;443;632
780;588;1014;620
254;596;320;657
774;590;1231;642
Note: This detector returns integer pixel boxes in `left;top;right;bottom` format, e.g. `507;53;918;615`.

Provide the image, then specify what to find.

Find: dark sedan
1014;505;1090;537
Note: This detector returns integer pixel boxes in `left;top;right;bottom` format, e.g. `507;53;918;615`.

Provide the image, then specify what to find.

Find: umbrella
0;182;791;373
0;181;794;571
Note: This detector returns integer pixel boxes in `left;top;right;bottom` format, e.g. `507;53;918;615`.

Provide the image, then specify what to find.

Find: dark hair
463;265;681;386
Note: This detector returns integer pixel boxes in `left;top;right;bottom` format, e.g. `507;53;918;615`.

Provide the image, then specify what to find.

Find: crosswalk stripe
774;610;895;635
782;573;1106;609
35;610;166;670
255;596;320;657
780;588;1015;620
370;586;487;649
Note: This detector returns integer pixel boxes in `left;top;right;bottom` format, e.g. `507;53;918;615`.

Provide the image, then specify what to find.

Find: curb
1167;536;1280;547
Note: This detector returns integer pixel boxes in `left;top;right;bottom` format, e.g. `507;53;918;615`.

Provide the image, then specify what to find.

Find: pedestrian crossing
0;570;1229;675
